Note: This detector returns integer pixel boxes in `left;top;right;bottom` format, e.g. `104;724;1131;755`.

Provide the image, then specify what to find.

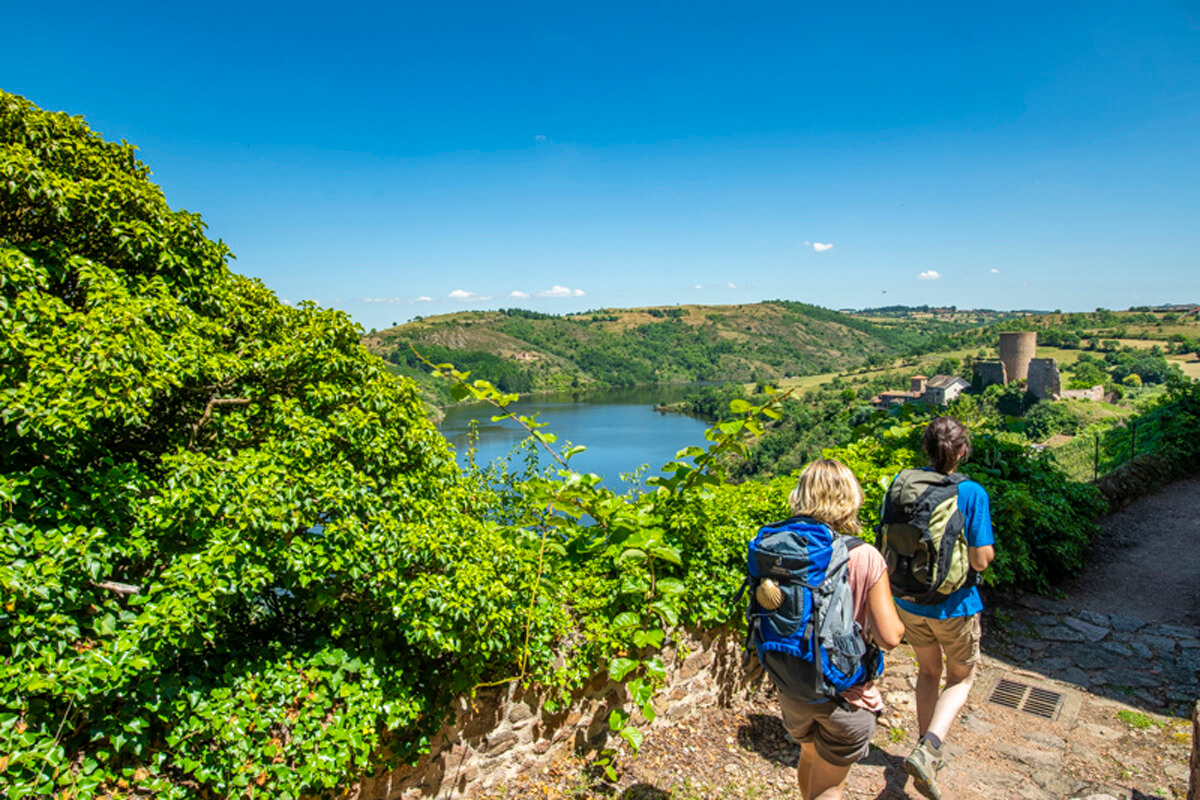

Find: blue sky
4;1;1198;330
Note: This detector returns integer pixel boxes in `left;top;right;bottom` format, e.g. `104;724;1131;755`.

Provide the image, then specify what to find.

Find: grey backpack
876;469;972;604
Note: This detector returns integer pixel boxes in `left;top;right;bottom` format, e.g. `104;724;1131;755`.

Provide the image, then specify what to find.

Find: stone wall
1027;358;1061;400
1094;453;1175;513
350;626;758;799
1060;385;1105;403
975;360;1006;388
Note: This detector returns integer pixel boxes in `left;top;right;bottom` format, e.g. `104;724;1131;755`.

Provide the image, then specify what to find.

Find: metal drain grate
987;678;1063;720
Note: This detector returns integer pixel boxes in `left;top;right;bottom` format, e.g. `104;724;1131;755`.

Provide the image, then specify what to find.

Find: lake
437;385;713;487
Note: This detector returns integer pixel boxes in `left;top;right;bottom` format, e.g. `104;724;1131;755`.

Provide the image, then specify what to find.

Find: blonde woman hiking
746;459;905;800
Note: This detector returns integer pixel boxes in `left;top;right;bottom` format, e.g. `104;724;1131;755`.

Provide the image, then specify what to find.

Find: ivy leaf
620;575;650;595
655;577;686;596
619;725;643;752
608;708;630;732
618;548;647;563
608;658;638;682
632;629;663;649
649;545;682;566
610;612;640;630
650;603;679;628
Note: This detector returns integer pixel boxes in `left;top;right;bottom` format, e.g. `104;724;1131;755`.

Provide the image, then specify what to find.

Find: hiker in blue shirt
891;417;995;800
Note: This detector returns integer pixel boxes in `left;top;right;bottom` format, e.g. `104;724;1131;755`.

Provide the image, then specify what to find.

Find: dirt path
479;478;1200;799
1063;475;1200;626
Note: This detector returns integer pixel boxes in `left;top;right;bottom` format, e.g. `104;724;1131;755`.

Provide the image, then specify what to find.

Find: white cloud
812;242;834;252
510;290;530;299
448;289;490;301
537;285;585;297
414;296;433;302
361;297;406;304
918;270;941;281
693;284;703;289
724;282;738;289
990;268;1000;274
534;134;547;143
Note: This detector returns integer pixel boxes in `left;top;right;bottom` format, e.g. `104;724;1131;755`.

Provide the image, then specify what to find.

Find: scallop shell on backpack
756;578;784;610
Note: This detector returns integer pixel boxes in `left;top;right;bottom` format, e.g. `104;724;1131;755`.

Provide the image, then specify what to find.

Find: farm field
1169;354;1200;380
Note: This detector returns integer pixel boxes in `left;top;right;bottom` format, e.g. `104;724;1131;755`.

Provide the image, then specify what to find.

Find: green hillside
365;301;969;399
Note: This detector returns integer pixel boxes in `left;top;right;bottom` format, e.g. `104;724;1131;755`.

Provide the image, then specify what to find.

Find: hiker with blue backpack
745;459;905;800
876;416;995;800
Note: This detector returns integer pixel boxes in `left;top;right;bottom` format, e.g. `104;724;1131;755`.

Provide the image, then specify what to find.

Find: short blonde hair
787;458;865;535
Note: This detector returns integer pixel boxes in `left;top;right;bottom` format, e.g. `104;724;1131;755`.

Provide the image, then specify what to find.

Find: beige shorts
777;694;877;767
897;608;982;665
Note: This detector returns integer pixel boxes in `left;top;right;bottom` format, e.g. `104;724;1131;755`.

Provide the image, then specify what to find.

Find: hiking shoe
904;738;944;800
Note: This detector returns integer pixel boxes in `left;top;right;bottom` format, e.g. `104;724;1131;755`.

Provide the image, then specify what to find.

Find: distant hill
364;301;965;399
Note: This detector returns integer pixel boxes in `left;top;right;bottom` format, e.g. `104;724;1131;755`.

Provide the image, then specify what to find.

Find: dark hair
922;416;971;474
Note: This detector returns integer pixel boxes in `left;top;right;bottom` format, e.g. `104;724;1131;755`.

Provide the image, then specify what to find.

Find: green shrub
0;90;558;799
1024;401;1082;440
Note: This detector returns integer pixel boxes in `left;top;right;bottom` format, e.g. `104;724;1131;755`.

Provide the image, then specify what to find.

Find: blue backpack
745;516;882;702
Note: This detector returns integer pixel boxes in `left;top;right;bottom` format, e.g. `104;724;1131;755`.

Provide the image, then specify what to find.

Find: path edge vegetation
3;90;1200;799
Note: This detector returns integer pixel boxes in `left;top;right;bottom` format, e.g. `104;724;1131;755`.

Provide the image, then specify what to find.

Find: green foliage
0;91;557;799
964;436;1105;591
1024;401;1083;440
1116;710;1161;730
423;357;790;770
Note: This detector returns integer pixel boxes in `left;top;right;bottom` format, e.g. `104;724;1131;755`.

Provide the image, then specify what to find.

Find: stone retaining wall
351;626;758;799
1094;453;1175;512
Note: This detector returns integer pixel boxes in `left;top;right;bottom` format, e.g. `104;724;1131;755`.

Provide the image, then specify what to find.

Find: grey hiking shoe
904;738;944;800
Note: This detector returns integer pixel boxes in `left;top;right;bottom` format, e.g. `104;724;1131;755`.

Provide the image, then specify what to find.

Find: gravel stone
1062;616;1110;642
1107;613;1145;633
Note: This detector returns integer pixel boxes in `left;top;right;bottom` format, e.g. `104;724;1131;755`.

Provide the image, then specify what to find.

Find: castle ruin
976;331;1063;400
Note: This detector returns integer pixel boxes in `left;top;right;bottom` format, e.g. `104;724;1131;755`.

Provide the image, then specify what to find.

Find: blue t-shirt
893;473;994;620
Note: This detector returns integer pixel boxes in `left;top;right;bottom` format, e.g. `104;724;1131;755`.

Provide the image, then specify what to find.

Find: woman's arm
866;576;905;650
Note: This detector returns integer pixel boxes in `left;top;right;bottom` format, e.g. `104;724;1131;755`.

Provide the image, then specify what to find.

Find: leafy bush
1024;401;1082;440
0;91;560;799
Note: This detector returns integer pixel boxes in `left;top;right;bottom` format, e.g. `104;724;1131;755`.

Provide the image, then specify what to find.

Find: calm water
437;386;712;487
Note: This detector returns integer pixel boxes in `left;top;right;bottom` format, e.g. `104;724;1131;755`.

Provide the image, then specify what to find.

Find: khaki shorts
897;608;982;665
777;694;877;767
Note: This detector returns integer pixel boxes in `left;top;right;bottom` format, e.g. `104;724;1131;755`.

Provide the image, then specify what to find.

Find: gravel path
1063;475;1200;626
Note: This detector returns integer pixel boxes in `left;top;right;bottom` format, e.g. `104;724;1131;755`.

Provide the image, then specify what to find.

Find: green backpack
876;469;972;604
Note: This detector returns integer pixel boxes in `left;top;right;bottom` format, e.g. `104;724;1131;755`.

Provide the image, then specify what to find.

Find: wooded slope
366;302;949;394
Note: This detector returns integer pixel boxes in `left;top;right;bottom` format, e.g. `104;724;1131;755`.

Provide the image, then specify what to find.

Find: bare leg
925;658;976;741
798;741;814;800
797;742;852;800
808;756;851;800
911;644;944;737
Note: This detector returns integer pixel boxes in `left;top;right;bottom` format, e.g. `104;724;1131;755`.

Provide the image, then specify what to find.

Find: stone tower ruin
998;331;1037;383
976;330;1063;400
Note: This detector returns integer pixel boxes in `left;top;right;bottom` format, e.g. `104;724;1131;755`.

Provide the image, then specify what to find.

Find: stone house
870;374;970;410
